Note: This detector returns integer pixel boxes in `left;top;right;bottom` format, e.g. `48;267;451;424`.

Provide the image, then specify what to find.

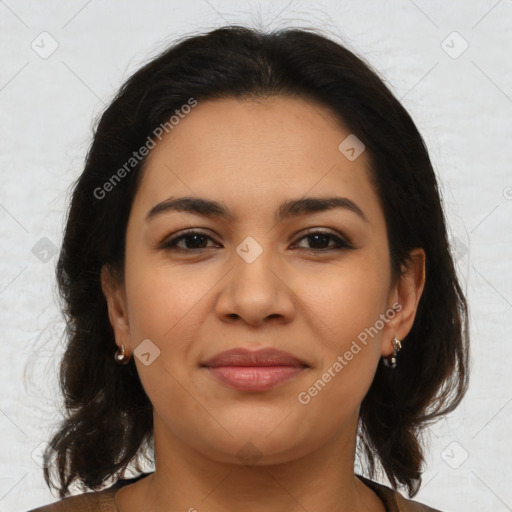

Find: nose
215;239;296;327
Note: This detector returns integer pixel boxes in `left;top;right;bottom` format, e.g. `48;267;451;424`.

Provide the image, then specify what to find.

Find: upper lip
201;348;308;368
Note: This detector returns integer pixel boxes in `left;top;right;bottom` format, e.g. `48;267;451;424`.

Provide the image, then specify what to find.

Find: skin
101;96;425;512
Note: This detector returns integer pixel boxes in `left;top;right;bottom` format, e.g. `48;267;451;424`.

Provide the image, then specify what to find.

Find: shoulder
358;475;444;512
394;491;443;512
25;472;152;512
25;487;117;512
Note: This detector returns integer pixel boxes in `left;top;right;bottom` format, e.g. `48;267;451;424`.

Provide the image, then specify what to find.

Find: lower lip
205;366;305;392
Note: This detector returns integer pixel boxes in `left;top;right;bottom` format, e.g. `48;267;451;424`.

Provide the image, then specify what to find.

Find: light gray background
1;1;511;511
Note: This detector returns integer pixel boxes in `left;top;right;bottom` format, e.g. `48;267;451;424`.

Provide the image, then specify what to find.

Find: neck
125;414;385;512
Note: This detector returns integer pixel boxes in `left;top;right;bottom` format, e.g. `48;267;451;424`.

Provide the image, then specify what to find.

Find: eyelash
159;228;355;253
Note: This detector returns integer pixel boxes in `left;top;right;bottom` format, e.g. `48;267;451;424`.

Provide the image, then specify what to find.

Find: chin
205;436;311;467
193;417;316;465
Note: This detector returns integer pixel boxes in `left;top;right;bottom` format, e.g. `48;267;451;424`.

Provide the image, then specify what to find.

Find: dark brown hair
43;25;469;498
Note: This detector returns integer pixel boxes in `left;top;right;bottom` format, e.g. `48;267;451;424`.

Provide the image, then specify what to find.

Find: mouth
201;348;309;392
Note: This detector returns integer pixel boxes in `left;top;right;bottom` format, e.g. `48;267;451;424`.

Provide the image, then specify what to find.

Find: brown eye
160;230;218;251
292;230;354;251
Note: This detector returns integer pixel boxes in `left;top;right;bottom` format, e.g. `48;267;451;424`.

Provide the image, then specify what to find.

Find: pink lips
202;348;308;392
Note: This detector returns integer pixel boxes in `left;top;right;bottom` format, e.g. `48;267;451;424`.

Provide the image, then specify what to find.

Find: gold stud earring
114;343;131;365
382;336;402;369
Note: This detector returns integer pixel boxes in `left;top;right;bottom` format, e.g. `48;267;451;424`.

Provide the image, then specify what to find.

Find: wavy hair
43;25;470;498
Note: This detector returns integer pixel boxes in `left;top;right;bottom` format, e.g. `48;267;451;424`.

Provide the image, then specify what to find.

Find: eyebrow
145;195;369;224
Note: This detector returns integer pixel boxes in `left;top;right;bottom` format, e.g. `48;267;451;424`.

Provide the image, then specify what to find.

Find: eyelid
294;227;353;246
157;228;217;250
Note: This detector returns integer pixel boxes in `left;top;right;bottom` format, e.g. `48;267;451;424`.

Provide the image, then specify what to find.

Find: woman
28;25;469;512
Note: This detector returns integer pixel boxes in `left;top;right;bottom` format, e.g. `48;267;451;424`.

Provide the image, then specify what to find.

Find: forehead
130;96;382;227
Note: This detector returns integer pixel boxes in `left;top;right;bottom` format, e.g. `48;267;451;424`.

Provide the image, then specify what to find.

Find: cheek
124;262;206;417
293;258;389;407
123;259;222;406
298;256;389;343
124;258;212;343
293;266;386;422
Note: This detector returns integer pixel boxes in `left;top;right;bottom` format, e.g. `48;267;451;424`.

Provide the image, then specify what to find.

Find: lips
202;348;308;368
201;348;309;392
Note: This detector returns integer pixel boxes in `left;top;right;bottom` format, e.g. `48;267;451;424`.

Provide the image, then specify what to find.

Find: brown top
26;472;442;512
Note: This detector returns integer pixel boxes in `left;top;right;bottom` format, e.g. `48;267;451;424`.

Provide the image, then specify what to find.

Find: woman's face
103;96;424;465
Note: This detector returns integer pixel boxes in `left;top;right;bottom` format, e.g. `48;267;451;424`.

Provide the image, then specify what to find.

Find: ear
100;264;132;356
381;248;426;357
